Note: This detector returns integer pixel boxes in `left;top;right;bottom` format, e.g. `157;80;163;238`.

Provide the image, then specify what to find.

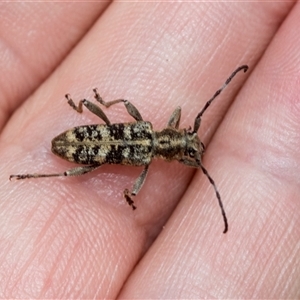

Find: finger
119;3;300;299
1;2;294;299
0;2;109;129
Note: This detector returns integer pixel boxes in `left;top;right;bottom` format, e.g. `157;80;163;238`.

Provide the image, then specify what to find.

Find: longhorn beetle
10;65;248;233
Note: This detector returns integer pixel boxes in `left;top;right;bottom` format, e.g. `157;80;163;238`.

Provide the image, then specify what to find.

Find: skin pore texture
0;2;300;299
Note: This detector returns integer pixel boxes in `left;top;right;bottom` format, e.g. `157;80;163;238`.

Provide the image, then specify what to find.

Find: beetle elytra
10;65;249;233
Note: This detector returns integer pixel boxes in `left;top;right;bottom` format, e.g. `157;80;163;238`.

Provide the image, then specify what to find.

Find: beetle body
10;65;249;233
52;122;153;166
52;122;204;167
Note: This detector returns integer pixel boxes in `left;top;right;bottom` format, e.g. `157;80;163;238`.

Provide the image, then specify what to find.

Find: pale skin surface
0;2;299;298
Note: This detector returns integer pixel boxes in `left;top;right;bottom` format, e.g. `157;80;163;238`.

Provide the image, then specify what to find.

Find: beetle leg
66;94;111;125
167;107;181;129
10;164;102;180
123;165;149;210
93;88;143;122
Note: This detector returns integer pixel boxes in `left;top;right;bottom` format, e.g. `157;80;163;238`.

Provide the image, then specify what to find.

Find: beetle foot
124;189;137;210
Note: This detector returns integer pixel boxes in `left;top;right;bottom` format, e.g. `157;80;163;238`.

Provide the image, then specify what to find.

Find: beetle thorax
153;128;203;162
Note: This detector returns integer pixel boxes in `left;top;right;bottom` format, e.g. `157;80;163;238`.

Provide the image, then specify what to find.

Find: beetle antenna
193;65;248;133
200;163;228;233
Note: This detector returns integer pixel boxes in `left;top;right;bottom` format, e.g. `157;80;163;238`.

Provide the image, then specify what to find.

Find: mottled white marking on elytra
122;147;130;158
9;65;249;234
98;126;110;139
124;126;132;140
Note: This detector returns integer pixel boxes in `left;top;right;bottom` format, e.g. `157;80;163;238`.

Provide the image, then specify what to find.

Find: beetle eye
189;149;195;157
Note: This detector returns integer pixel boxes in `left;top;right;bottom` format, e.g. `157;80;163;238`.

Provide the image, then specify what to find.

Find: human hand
0;2;299;298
